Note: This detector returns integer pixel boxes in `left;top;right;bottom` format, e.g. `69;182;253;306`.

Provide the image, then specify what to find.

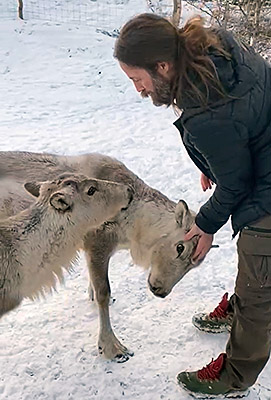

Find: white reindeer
0;173;132;317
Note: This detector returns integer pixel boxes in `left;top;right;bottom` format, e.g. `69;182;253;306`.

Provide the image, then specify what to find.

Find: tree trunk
172;0;182;27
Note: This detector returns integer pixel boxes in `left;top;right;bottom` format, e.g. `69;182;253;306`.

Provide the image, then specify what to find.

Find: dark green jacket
174;30;271;236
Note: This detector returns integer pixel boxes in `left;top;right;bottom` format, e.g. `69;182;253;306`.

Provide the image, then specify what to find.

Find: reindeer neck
1;203;82;267
127;195;176;251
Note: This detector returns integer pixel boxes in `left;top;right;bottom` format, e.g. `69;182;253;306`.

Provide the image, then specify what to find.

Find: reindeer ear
24;182;41;198
175;200;194;232
49;192;73;212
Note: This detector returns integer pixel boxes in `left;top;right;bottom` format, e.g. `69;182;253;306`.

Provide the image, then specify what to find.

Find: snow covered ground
0;2;270;399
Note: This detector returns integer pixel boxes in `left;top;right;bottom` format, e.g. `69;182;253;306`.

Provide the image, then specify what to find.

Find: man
114;12;271;398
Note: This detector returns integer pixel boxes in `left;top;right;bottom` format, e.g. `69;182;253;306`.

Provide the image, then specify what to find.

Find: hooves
98;340;134;363
113;349;134;363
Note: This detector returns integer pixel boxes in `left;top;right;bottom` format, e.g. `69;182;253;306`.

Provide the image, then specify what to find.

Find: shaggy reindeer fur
0;151;198;362
0;173;132;317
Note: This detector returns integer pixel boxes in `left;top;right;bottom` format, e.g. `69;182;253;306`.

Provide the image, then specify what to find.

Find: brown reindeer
0;151;198;362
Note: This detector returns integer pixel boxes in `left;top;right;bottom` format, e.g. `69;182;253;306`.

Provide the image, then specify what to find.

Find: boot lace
209;292;229;319
197;353;226;381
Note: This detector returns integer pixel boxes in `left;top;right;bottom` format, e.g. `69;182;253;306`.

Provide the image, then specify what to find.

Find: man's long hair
114;13;230;108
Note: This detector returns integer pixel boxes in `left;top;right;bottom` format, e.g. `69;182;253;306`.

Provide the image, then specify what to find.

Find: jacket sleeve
186;118;252;234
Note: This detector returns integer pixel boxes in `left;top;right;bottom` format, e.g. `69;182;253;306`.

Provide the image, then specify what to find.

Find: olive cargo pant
223;215;271;389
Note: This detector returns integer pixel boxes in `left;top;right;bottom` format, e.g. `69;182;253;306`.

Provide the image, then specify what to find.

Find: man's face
119;62;172;107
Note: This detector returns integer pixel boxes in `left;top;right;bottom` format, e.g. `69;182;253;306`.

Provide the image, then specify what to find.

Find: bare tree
146;0;182;26
183;0;271;58
172;0;182;26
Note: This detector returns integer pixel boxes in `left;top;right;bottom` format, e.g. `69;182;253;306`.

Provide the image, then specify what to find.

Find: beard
141;72;172;107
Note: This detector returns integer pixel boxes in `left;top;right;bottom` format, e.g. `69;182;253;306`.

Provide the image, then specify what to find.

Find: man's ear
24;182;41;198
156;61;172;77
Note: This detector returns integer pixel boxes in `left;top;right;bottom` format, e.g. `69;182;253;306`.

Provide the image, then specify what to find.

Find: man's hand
184;223;213;262
201;173;213;191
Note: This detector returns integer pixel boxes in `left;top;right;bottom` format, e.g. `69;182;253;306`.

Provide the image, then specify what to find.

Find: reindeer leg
88;280;95;302
0;290;21;318
83;230;134;363
88;274;115;305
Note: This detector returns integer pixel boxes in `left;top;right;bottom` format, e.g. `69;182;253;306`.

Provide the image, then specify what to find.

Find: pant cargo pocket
238;218;271;287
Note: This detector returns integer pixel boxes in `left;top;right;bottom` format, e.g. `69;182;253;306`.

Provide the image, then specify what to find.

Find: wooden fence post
18;0;23;19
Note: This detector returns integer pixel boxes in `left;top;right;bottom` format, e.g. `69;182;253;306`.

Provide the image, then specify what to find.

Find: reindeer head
148;200;200;298
24;174;133;229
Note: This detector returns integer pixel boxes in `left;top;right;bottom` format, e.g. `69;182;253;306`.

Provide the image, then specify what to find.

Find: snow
0;2;270;400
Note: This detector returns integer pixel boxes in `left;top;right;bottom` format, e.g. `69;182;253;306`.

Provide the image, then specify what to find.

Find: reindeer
0;151;198;362
0;173;132;317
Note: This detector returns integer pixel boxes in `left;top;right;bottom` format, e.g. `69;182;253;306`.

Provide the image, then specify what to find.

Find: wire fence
0;0;181;31
0;0;151;31
0;1;17;19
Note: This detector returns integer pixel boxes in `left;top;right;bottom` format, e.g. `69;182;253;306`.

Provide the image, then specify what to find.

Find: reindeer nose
150;283;161;293
148;279;167;298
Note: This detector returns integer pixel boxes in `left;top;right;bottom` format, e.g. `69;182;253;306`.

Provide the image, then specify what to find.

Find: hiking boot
177;353;249;398
192;293;233;333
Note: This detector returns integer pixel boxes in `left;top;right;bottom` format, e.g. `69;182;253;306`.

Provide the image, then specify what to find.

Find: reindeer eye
87;186;97;196
176;243;185;257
